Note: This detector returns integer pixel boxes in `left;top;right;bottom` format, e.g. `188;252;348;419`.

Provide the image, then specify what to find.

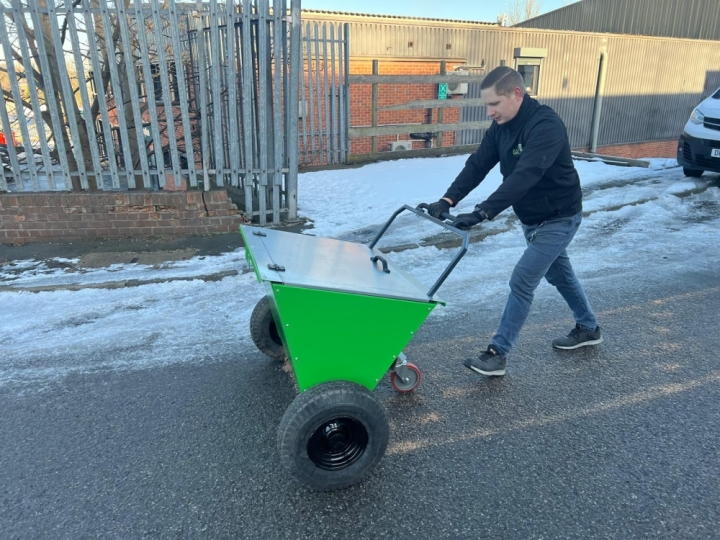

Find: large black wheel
683;167;704;177
250;296;285;360
277;381;390;491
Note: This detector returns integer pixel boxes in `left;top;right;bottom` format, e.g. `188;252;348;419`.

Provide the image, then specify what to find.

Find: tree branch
60;0;84;45
507;0;545;25
9;48;45;89
5;9;36;44
2;88;34;111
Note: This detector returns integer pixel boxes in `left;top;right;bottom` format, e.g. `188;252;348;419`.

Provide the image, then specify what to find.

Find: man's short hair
480;66;526;97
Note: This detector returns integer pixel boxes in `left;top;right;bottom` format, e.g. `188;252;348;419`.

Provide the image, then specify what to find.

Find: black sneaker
463;345;506;376
552;324;603;350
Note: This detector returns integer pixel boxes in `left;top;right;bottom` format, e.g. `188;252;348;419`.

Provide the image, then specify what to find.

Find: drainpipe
590;48;608;154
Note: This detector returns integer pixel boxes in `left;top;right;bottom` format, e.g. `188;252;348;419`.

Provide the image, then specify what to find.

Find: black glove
453;207;488;230
424;198;451;219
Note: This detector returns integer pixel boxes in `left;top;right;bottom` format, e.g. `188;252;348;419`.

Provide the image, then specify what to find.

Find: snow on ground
1;154;719;389
296;156;679;238
0;276;264;389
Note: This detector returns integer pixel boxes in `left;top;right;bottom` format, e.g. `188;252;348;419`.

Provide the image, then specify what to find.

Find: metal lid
242;226;435;303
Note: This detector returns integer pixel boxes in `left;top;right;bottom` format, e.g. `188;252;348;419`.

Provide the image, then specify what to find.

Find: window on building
513;48;547;98
140;63;180;103
515;59;541;97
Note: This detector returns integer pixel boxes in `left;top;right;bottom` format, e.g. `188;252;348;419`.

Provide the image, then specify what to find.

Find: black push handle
415;203;454;223
370;255;390;273
368;204;470;299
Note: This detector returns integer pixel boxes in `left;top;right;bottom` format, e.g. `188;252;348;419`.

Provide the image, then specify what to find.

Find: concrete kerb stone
0;269;243;294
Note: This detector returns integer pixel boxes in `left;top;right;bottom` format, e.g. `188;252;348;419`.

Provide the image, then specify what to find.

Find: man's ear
514;86;524;101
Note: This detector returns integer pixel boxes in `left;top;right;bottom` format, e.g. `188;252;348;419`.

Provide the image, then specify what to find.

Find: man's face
481;86;524;125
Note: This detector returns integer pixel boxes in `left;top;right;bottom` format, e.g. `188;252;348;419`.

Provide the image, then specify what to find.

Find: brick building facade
348;60;462;156
304;9;720;162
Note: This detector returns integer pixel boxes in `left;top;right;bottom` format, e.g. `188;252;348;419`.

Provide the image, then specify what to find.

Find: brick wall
0;190;248;244
578;139;679;159
349;60;463;157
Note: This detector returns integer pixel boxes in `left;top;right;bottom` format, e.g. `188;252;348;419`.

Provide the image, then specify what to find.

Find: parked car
678;87;720;177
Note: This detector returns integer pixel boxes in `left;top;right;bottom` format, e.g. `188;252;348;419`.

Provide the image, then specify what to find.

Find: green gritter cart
240;205;468;490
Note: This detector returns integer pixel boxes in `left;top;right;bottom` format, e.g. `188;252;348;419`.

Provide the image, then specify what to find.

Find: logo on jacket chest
512;143;523;156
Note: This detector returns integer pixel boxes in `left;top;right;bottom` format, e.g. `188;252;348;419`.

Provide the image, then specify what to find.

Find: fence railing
346;63;490;162
0;0;301;225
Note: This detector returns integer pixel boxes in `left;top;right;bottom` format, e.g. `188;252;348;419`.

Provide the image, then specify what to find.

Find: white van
678;88;720;177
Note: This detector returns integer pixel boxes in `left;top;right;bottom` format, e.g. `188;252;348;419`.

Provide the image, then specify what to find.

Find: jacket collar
499;93;538;132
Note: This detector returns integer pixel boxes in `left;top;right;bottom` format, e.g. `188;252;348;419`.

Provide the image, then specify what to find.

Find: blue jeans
492;212;598;355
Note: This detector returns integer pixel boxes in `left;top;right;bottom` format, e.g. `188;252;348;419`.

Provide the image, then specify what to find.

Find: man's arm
442;125;499;206
477;120;565;219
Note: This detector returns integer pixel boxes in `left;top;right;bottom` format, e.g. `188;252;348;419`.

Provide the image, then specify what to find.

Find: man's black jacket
444;94;582;225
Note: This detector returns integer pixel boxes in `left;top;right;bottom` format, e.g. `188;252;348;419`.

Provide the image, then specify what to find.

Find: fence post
328;24;338;164
257;0;269;226
195;5;212;192
336;24;346;164
286;0;301;220
209;0;224;189
134;0;167;188
272;0;284;224
344;24;350;162
241;0;254;216
168;1;198;188
113;0;151;189
151;0;183;190
371;59;378;155
82;0;119;190
226;0;240;190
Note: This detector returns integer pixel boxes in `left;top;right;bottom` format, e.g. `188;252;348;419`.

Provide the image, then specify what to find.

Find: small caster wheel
391;362;421;393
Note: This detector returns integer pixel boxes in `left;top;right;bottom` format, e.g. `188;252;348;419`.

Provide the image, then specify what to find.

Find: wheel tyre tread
249;296;285;360
277;381;389;491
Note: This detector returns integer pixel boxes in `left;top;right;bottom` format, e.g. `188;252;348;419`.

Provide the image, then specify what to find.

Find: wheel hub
307;417;368;471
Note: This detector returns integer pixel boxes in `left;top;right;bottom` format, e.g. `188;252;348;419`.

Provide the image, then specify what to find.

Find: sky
2;154;719;390
301;0;575;23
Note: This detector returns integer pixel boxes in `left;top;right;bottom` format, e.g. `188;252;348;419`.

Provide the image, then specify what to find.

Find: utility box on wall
447;70;469;95
389;141;412;151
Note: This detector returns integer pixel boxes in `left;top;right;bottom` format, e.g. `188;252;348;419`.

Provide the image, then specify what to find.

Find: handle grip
415;203;455;223
368;204;469;299
370;255;390;273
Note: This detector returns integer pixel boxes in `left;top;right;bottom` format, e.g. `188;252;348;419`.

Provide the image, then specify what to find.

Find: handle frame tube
368;205;469;299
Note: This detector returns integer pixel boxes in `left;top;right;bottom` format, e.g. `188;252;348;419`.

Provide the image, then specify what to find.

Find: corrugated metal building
303;9;720;156
516;0;720;42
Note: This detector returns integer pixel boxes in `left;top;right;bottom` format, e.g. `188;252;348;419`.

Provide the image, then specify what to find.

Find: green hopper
241;205;468;490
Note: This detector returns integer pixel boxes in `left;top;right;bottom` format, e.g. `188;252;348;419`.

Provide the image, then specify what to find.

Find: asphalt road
2;266;719;539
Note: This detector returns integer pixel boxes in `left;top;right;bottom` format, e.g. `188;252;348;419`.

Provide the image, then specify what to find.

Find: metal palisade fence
0;0;302;225
299;21;349;167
